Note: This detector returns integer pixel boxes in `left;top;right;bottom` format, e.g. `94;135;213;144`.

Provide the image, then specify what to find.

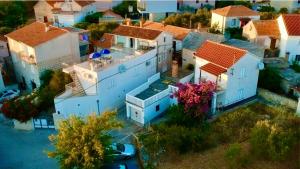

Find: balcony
18;51;36;64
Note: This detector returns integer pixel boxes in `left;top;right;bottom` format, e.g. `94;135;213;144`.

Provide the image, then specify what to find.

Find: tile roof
5;22;68;47
252;20;280;38
142;21;191;41
92;33;114;49
103;9;124;20
46;0;94;8
282;14;300;36
212;5;259;17
195;40;247;69
112;25;162;40
201;63;227;76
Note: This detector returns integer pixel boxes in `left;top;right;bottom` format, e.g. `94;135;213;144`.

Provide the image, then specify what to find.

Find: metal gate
33;115;55;129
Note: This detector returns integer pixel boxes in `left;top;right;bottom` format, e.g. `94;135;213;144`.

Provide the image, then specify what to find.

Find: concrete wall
258;88;298;109
13;119;34;130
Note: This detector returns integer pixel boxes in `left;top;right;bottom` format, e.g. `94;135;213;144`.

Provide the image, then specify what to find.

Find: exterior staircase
69;71;86;96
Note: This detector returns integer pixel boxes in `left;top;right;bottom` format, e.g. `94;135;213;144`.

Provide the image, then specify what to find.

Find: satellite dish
258;62;264;70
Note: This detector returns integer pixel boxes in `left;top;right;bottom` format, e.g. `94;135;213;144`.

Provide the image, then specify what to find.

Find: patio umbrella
101;49;110;55
89;52;101;59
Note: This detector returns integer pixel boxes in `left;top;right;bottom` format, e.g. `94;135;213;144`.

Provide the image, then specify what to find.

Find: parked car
109;143;136;160
0;89;20;103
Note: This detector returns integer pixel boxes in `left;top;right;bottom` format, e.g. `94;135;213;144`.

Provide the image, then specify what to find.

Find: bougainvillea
172;81;216;118
1;97;39;123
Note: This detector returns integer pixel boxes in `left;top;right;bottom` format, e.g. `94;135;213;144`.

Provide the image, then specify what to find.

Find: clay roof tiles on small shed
112;25;162;40
212;5;259;17
201;63;227;76
252;20;280;38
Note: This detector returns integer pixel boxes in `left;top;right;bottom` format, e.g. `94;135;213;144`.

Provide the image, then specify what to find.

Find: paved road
0;120;58;169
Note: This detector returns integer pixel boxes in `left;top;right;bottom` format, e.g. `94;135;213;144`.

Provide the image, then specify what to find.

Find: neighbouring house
142;21;191;52
194;40;263;113
0;36;9;62
53;25;173;129
137;0;177;21
177;0;216;11
94;0;123;12
277;14;300;63
270;0;300;12
5;22;87;91
211;5;260;33
99;9;124;23
34;0;96;27
243;20;280;50
181;31;225;67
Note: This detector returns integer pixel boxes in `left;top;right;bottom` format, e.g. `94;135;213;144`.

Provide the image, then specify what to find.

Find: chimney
172;60;178;78
126;19;132;26
139;18;145;28
162;21;166;27
45;23;50;32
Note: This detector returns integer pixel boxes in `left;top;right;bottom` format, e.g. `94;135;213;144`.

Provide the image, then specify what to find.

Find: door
130;107;142;123
270;38;276;49
130;38;134;48
43;16;48;23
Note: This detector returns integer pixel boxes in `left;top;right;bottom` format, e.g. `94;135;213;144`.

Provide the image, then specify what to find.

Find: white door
130;107;142;124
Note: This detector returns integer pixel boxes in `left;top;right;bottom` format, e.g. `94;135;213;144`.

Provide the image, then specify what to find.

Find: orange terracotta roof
5;22;68;47
0;35;7;42
252;20;280;38
282;14;300;36
142;21;191;41
112;25;162;40
195;40;247;69
212;5;259;17
75;0;95;7
103;9;124;20
46;0;94;8
201;63;227;76
93;33;114;49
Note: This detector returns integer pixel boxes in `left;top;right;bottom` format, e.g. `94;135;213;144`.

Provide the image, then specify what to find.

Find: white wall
277;15;300;63
223;53;260;106
182;48;195;67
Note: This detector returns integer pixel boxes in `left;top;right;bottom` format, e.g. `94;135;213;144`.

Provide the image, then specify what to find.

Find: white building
137;0;177;21
34;0;97;27
270;0;300;12
181;31;225;67
53;25;173;128
125;73;178;125
5;22;85;90
142;21;191;52
211;5;260;33
194;40;263;112
243;20;280;50
277;14;300;63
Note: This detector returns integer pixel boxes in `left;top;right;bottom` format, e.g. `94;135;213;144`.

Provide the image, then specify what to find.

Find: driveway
0;116;58;169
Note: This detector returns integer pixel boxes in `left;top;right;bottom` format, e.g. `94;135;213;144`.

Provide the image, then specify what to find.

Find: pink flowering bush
172;81;216;118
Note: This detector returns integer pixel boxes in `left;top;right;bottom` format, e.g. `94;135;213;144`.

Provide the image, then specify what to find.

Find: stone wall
258;88;297;109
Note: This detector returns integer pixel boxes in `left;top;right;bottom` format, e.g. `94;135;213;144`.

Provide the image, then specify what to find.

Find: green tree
48;112;122;169
258;67;282;92
278;7;289;14
85;12;103;23
113;0;137;18
87;22;119;40
0;1;28;29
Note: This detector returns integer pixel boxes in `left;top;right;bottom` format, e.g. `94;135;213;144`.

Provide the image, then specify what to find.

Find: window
196;0;199;3
240;68;246;78
296;55;300;62
231;19;237;26
163;36;166;42
156;105;160;112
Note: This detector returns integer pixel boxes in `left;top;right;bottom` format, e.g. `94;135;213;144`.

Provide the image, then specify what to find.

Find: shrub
112;0;138;18
87;22;119;40
258;67;282;92
260;12;278;20
74;22;91;29
258;6;275;12
213;109;259;143
225;27;247;40
291;61;300;73
225;143;249;169
85;12;103;23
250;118;299;161
278;7;289;14
185;63;195;71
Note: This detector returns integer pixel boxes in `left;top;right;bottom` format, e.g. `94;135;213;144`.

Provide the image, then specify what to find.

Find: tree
85;12;103;23
0;1;28;29
113;0;138;18
87;22;119;40
48;112;122;169
258;67;282;92
172;81;216;119
278;7;289;14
